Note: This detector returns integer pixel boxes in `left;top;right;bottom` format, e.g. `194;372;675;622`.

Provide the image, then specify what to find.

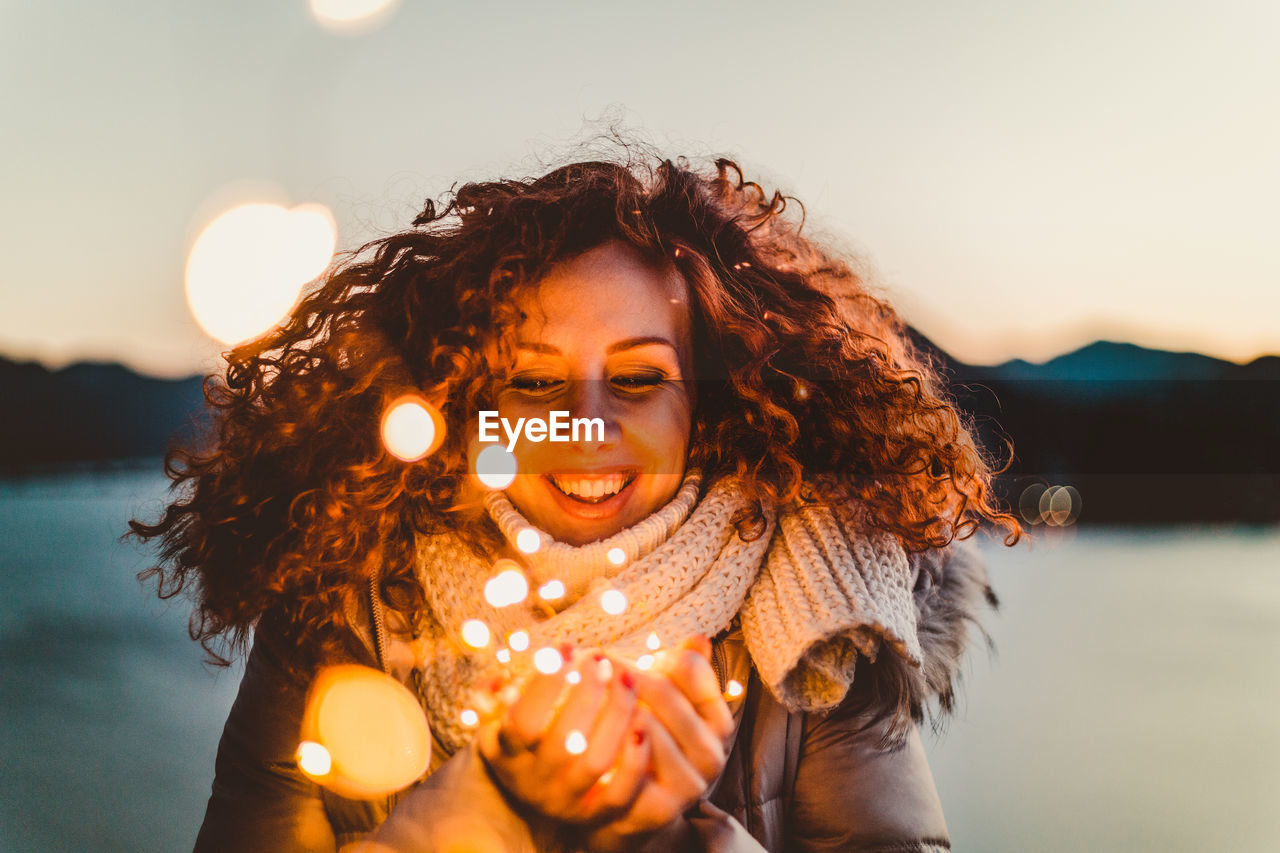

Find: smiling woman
131;148;1021;852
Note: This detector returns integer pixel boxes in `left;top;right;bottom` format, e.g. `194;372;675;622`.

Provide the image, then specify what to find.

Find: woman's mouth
546;471;637;504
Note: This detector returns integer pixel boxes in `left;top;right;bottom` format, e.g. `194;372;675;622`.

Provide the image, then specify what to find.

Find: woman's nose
565;381;621;451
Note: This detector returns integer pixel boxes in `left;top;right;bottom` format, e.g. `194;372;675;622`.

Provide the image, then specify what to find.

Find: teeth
551;474;631;500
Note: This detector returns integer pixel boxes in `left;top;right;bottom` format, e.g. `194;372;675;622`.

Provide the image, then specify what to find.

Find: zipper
711;635;726;691
368;574;389;674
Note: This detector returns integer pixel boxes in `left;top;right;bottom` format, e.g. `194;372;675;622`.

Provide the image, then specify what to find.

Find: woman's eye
507;376;563;394
611;372;665;392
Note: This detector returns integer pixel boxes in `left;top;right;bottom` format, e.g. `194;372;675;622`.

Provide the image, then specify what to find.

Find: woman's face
469;241;695;546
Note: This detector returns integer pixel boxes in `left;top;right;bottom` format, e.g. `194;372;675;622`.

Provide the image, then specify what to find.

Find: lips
540;468;640;521
548;471;636;503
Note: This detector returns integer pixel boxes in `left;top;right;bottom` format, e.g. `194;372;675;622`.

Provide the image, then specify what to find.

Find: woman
133;153;1021;852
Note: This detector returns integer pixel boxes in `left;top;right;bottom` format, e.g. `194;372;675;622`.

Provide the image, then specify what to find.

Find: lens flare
475;445;518;490
381;396;445;462
185;202;336;346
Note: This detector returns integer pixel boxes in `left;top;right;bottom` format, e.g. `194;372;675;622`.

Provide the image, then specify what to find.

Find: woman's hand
476;650;652;826
582;635;735;851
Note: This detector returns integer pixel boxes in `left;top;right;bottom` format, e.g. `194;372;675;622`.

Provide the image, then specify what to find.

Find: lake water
1;469;1277;852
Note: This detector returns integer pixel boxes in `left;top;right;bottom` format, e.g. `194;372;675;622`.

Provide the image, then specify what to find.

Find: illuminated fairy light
515;528;541;554
538;580;566;601
635;654;655;671
495;648;511;664
484;565;529;608
185;202;336;346
459;709;479;727
308;0;400;32
564;730;588;755
725;679;744;699
380;396;445;462
606;547;627;566
566;670;581;685
533;647;564;675
645;632;661;651
598;768;617;786
299;664;431;799
507;630;530;652
794;382;810;401
461;620;491;648
474;445;518;490
600;589;627;616
296;740;332;776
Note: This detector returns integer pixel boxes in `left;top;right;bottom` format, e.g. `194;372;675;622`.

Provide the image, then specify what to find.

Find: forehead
514;241;690;347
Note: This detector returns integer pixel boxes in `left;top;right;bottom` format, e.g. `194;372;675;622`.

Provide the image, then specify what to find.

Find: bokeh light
533;647;563;675
299;665;431;799
607;547;627;566
508;630;530;652
484;563;529;608
600;589;627;616
475;445;519;490
296;740;332;776
459;709;479;727
725;679;745;699
515;528;541;554
380;395;445;462
538;580;566;601
461;619;491;648
635;654;655;671
185;202;336;346
564;730;588;755
309;0;401;33
495;648;511;664
646;632;661;651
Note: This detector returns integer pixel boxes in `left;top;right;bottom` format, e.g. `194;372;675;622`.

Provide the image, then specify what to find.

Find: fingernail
632;730;646;746
597;657;613;683
620;670;635;690
560;642;575;660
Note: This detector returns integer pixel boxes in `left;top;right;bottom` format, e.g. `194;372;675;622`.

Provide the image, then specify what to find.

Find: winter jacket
192;539;991;852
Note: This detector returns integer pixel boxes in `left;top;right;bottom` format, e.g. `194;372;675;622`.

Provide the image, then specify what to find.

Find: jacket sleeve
787;666;951;853
193;627;337;853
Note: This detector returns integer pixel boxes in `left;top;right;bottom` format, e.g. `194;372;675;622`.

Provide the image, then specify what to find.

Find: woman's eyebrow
515;337;677;355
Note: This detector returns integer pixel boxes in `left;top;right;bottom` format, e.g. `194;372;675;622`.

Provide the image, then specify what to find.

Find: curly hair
130;153;1021;669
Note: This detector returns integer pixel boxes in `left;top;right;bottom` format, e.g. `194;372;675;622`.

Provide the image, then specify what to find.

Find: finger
676;633;712;662
633;669;727;783
645;707;711;804
661;648;734;740
581;704;652;820
503;647;576;753
538;653;611;774
567;665;639;789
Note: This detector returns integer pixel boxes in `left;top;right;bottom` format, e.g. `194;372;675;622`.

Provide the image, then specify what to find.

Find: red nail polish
632;730;646;746
560;643;574;659
620;670;635;689
592;651;605;663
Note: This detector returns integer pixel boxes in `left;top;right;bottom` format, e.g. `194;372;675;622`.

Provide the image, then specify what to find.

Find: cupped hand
476;650;651;826
582;635;736;850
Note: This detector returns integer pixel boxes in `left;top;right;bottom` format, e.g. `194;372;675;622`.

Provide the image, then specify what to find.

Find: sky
2;0;1277;379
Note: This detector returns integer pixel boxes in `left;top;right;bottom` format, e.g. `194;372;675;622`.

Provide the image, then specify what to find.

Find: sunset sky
3;0;1276;378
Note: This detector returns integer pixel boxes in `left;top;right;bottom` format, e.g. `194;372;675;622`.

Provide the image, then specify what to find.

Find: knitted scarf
411;471;922;756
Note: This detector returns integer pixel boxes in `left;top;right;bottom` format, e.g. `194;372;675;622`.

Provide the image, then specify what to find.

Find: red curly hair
130;153;1021;669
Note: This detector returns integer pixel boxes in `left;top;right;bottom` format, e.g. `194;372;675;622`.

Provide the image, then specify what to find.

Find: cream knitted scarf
411;471;921;756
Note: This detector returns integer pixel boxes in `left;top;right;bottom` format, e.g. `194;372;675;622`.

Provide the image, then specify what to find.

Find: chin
508;470;684;545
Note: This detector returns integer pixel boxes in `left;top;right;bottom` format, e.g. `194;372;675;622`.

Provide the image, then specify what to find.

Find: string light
538;580;566;601
507;630;530;652
475;445;518;489
645;632;661;651
461;620;491;648
459;709;479;727
296;741;332;776
380;396;444;462
495;648;511;663
484;563;529;608
635;654;655;671
600;589;627;616
515;528;541;554
533;647;564;675
607;547;626;566
564;730;588;755
725;679;744;699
